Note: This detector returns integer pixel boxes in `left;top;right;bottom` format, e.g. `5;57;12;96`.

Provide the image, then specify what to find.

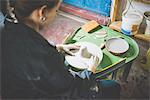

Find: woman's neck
24;19;40;32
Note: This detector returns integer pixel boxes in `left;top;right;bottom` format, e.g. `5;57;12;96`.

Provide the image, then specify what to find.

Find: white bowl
105;38;129;55
65;42;103;70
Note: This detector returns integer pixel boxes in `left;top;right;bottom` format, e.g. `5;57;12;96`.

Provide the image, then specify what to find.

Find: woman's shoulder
1;20;60;57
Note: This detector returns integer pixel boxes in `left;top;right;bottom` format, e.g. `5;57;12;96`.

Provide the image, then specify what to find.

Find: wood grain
110;0;119;22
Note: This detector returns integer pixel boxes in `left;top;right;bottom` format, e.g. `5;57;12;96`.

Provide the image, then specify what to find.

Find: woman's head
1;0;61;31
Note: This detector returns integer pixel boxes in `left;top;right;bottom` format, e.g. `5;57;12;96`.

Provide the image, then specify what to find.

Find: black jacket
1;20;121;100
1;20;85;99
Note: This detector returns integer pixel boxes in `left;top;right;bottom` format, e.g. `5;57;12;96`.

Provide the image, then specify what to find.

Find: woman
1;0;121;99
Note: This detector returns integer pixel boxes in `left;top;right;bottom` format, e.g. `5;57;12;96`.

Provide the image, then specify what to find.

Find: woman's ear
38;5;47;22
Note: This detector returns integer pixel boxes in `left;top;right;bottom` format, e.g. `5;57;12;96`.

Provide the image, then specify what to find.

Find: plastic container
121;12;143;35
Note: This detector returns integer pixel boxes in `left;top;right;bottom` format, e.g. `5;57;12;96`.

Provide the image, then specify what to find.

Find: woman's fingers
64;48;75;56
56;44;80;56
87;55;99;73
89;55;94;61
93;56;99;65
68;44;81;50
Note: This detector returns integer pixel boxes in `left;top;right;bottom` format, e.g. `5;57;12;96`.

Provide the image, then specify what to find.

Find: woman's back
1;20;76;98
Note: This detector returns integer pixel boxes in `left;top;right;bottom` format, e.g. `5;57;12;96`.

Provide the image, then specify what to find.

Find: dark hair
1;0;60;19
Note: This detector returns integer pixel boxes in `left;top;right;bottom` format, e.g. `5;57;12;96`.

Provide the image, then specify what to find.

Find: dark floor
41;13;150;100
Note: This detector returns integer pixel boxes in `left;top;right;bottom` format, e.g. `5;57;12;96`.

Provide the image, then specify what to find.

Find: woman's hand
86;55;99;73
56;44;80;56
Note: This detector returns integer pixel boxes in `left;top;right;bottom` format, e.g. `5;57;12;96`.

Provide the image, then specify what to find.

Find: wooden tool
81;20;100;33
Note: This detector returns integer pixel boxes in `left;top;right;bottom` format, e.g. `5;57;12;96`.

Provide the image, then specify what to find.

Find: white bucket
121;12;143;35
145;20;150;35
144;11;150;35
